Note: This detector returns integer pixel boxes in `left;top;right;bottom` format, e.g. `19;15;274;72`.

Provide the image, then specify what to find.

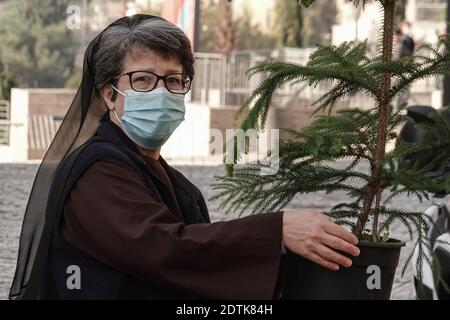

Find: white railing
192;47;442;108
192;48;323;106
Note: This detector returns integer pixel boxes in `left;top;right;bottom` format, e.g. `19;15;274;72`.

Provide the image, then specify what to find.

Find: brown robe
61;153;284;299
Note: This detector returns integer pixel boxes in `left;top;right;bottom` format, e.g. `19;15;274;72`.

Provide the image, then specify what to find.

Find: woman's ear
100;84;115;111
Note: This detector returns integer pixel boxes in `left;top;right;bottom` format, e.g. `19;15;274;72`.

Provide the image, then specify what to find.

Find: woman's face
101;47;183;125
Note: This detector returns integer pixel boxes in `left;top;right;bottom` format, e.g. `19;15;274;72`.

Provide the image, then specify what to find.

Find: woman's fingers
324;220;359;246
315;244;353;268
322;233;360;257
304;252;340;271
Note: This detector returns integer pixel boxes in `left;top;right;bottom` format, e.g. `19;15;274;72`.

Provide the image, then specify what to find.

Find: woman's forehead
122;46;182;74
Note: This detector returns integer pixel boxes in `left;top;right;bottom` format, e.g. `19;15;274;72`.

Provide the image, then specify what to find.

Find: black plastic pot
281;239;406;300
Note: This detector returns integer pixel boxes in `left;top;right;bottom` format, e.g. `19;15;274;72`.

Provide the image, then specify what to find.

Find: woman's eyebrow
165;69;183;74
133;68;183;74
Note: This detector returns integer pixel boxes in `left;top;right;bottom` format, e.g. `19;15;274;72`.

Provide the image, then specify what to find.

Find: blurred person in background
394;21;415;110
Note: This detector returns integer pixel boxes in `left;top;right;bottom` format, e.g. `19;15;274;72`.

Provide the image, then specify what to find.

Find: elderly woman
10;15;359;300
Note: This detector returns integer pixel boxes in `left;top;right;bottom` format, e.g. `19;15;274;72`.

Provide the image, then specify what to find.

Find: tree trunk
215;0;235;54
353;0;396;237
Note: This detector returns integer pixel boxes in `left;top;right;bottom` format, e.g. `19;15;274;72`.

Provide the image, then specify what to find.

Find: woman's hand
282;209;360;271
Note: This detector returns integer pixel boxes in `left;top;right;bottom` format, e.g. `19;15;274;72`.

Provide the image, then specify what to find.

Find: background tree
198;0;336;52
302;0;337;47
394;0;407;26
274;0;304;47
234;5;277;51
198;0;220;52
0;0;78;88
0;64;16;100
215;0;236;53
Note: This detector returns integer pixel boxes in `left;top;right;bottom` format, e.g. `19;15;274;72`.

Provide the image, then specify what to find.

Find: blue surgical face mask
111;86;185;150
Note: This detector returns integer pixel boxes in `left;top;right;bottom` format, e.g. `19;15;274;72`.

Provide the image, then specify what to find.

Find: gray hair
92;16;195;98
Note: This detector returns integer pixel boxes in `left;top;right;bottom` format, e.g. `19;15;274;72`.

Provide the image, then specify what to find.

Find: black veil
9;14;161;300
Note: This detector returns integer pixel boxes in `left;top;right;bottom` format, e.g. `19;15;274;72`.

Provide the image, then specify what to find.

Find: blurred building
331;0;447;47
331;0;380;47
230;0;276;33
405;0;447;43
161;0;199;50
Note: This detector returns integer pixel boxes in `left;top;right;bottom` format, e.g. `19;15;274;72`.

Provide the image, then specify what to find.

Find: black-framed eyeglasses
113;70;192;94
